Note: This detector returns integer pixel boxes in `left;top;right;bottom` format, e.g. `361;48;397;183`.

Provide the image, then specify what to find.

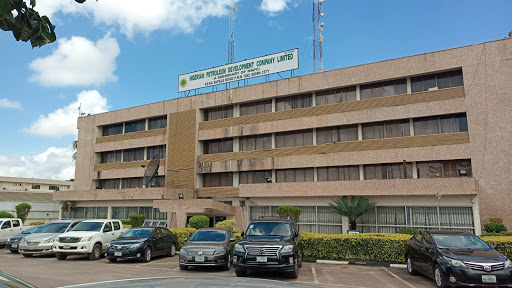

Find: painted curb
306;259;407;268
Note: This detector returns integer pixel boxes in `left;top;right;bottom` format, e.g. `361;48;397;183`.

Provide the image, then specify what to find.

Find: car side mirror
229;238;236;242
241;231;244;238
490;245;496;249
103;227;111;232
294;231;299;238
182;238;188;242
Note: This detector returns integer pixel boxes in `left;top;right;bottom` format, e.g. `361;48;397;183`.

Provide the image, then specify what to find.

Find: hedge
129;214;145;227
169;228;197;250
189;215;209;229
0;211;15;218
215;220;236;231
481;236;512;259
29;221;45;225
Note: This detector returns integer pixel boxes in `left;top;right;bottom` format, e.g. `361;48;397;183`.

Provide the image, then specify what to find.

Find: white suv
53;219;123;260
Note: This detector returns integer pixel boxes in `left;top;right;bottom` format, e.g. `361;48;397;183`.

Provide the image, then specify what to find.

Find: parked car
5;225;42;253
106;226;176;263
179;228;235;271
405;230;512;288
19;220;81;257
0;218;24;245
233;217;303;278
53;219;124;260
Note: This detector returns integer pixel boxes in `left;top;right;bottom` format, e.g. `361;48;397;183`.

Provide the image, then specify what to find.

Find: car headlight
281;245;294;253
80;237;92;242
234;244;245;253
130;243;143;249
7;237;11;242
42;237;56;244
20;239;26;245
444;256;467;268
505;260;512;269
180;248;187;256
214;248;226;255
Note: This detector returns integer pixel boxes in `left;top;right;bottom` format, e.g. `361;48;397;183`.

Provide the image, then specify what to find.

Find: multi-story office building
53;39;512;234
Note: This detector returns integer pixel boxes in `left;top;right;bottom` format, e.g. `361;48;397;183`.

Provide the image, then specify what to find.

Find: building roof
0;176;73;185
0;192;54;202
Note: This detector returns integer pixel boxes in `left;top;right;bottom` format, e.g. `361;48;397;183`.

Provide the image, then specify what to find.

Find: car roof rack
257;216;292;220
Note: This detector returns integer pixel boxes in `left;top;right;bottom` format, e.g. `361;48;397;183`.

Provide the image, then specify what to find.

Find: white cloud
36;0;232;38
0;98;21;109
260;0;290;15
26;90;109;137
29;35;120;87
0;147;75;180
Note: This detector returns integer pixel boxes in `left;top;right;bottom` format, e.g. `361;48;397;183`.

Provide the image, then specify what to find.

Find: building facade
53;39;512;234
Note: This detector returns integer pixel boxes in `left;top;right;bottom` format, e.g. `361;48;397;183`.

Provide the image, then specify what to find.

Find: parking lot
0;249;436;288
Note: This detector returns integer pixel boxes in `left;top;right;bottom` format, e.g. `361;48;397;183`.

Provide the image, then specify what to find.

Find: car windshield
22;226;41;234
432;234;491;249
37;223;69;233
189;230;226;242
246;222;291;237
120;228;154;239
71;222;103;232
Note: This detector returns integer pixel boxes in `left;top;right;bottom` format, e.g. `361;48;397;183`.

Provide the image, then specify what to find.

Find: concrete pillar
271;170;276;183
342;216;349;234
473;196;482;236
233;171;239;187
176;211;188;228
312;92;316;106
59;208;63;220
313;128;317;145
356;85;361;100
107;206;112;220
358;124;363;141
406;77;412;94
145;118;149;130
271;133;276;149
234;207;244;231
271;98;276;112
234;104;240;117
313;167;318;182
409;118;415;136
412;162;418;179
359;165;365;181
233;137;239;152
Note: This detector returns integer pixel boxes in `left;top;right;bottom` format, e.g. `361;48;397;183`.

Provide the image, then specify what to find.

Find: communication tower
313;0;325;72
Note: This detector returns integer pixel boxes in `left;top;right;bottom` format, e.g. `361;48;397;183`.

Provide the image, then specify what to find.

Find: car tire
168;244;176;257
298;252;303;268
89;243;101;261
10;250;19;254
108;258;117;263
223;254;232;271
289;258;299;279
235;269;247;277
22;254;33;257
142;247;152;263
179;264;188;270
56;253;67;260
434;264;447;288
406;256;417;275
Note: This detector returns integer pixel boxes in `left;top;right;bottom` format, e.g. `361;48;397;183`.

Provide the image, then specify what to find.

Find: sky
0;0;510;181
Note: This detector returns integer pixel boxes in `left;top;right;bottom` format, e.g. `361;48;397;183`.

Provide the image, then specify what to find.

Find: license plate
195;256;204;262
482;275;496;283
63;245;70;249
256;256;267;263
12;244;17;248
114;251;122;257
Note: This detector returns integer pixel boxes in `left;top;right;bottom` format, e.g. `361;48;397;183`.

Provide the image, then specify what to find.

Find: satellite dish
143;154;160;186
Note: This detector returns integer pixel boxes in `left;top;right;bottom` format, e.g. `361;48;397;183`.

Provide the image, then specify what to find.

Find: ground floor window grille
112;206;167;221
67;207;108;219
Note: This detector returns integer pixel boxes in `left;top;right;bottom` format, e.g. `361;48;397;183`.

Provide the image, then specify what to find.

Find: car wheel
168;244;176;257
235;269;247;277
298;252;303;268
56;253;67;260
108;258;117;263
88;243;101;261
289;258;299;279
434;265;447;288
223;254;232;271
10;250;19;254
22;254;33;257
142;247;152;263
179;264;188;270
406;256;417;275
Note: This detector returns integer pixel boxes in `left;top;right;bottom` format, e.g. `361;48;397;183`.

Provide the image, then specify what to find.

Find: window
413;116;440;135
360;79;407;100
149;115;167;130
317;166;360;181
113;221;121;231
100;179;120;189
101;150;122;163
31;185;40;189
124;119;146;133
411;69;463;93
240;100;272;116
104;222;112;231
364;163;412;180
147;146;166;160
315;86;356;106
102;123;123;136
12;220;20;227
148;176;165;188
49;186;60;191
317;125;358;144
202;173;233;187
362;119;410;140
203;138;233;154
204;106;233;121
414;113;468;136
276;168;314;183
123;148;145;162
122;177;143;189
417;159;472;178
239;170;272;184
440;114;468;133
1;221;11;229
239;134;272;151
275;93;312;111
275;130;313;148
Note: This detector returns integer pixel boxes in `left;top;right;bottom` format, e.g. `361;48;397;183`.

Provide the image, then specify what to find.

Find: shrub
0;211;15;218
29;221;45;225
215;220;236;231
481;232;512;237
276;206;301;223
489;217;504;224
129;214;145;227
189;215;209;229
121;219;131;226
169;228;197;249
484;222;508;233
15;203;31;224
396;227;419;235
481;236;512;259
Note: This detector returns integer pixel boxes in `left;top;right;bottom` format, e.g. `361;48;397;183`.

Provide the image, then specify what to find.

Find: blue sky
0;0;510;180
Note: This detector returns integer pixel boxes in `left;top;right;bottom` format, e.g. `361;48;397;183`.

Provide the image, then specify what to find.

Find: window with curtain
413;116;440;136
202;173;233;187
440;114;468;133
360;79;407;100
276;168;314;183
362;119;410;140
239;134;272;151
147;145;166;159
100;179;120;189
149;115;167;130
275;93;312;111
364;163;412;180
121;177;143;189
101;150;122;163
414;113;468;136
204;106;233;121
417;159;472;178
240;100;272;116
239;170;272;184
203;138;233;154
102;123;123;136
316;125;358;144
275;130;313;148
148;176;165;188
122;148;145;162
124;119;146;133
411;69;464;93
317;166;360;181
315;86;357;106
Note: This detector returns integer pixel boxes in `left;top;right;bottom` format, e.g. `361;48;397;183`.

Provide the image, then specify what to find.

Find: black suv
233;217;303;278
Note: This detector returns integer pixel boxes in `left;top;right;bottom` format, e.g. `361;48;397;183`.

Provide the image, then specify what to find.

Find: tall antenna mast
228;0;237;64
313;0;325;72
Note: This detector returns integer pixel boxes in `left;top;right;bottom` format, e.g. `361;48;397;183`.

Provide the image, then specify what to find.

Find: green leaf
30;0;35;8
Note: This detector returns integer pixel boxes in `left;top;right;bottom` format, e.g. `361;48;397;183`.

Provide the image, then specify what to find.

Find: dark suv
233;217;303;278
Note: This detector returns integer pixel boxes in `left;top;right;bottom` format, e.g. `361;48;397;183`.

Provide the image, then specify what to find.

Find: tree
15;203;31;224
508;31;512;38
276;206;301;224
72;140;77;162
329;196;376;231
0;211;15;218
0;0;86;48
